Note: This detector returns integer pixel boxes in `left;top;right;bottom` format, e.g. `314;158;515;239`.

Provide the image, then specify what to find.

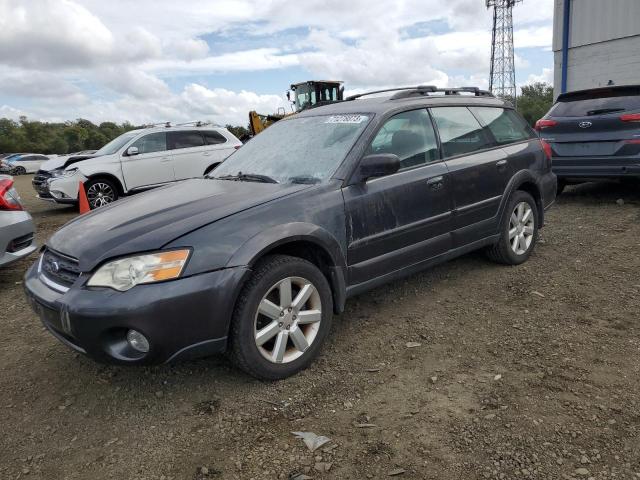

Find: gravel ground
1;175;639;480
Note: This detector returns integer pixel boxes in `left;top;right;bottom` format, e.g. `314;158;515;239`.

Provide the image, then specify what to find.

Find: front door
121;132;174;190
343;108;454;287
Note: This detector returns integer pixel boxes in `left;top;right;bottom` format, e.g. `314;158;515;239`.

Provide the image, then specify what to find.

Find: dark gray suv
24;86;556;380
537;85;640;193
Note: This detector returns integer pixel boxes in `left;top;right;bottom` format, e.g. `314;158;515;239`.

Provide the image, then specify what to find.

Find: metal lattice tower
486;0;522;103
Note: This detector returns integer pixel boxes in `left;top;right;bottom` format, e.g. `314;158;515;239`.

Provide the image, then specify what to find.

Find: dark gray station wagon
24;86;556;380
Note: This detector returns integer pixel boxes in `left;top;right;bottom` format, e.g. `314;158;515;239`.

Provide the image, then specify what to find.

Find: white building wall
553;0;640;94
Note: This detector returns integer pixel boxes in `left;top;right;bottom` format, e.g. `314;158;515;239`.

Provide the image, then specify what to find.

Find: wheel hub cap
254;276;322;364
509;201;534;255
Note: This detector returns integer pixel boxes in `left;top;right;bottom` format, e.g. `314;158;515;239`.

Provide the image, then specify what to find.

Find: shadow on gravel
560;179;640;205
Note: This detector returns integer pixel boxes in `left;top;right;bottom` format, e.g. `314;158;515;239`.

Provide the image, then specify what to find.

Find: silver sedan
0;175;37;267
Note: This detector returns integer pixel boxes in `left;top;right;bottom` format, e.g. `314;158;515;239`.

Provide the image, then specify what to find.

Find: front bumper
23;261;251;364
32;171;85;204
0;211;37;267
552;155;640;180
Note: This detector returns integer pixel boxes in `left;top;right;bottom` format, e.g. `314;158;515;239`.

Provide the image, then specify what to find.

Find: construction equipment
287;80;344;112
248;80;344;136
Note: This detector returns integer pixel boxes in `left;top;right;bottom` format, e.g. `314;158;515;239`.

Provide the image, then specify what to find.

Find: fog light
126;329;149;353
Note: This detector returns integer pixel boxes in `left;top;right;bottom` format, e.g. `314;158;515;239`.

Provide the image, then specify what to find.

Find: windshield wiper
214;172;278;184
289;175;321;184
586;108;625;116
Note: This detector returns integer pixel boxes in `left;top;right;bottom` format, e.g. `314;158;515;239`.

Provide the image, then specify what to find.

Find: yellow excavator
248;80;344;136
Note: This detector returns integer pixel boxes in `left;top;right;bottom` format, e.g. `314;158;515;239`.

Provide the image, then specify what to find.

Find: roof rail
345;86;494;102
174;120;221;127
389;86;494;99
143;122;172;128
345;85;437;101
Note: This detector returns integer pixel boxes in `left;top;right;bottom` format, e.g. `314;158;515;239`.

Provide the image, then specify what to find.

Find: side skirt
345;235;500;299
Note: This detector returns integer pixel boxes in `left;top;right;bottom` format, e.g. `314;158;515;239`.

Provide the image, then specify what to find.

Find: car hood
48;178;311;270
40;154;100;172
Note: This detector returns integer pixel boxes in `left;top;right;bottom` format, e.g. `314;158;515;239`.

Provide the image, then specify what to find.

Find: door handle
496;159;508;168
160;157;171;163
426;176;444;190
203;152;211;156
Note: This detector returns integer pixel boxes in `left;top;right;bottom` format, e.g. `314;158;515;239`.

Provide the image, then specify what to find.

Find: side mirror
126;146;139;156
355;154;400;182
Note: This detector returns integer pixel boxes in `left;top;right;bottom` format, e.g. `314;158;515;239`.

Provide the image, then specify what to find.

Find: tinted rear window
550;87;640;117
168;131;205;149
470;107;535;145
203;130;227;145
430;107;492;158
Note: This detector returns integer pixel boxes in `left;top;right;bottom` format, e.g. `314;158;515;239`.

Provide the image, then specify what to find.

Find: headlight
50;168;78;178
87;250;191;291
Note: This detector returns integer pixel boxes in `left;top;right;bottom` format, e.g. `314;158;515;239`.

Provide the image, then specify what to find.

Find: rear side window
203;130;227;145
367;109;439;170
168;131;205;150
130;132;167;154
550;87;640;117
470;107;534;145
430;107;492;158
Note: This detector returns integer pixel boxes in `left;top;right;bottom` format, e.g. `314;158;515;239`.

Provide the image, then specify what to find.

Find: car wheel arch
499;170;544;228
227;223;348;314
86;173;125;196
203;163;221;176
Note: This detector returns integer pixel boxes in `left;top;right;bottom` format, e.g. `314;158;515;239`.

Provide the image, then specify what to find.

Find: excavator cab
288;81;344;112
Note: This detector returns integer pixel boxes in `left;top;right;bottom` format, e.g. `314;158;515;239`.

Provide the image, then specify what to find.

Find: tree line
0;83;553;154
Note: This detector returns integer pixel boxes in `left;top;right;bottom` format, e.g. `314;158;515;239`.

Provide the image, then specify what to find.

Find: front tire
487;190;538;265
85;178;119;209
12;166;26;175
229;255;333;380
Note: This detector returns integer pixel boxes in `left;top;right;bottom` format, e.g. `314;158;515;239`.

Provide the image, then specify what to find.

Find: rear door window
430;107;493;158
470;107;534;145
168;131;205;150
130;132;167;154
203;130;227;145
367;109;439;170
550;87;640;117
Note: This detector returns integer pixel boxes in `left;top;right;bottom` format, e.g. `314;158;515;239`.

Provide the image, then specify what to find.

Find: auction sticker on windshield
325;115;368;124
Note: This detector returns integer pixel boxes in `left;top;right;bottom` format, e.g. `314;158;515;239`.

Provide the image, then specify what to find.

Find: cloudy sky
0;0;554;126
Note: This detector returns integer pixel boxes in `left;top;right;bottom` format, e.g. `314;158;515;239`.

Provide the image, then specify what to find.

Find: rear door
120;132;174;190
540;87;640;174
343;108;453;286
201;130;237;170
430;106;509;246
167;130;209;180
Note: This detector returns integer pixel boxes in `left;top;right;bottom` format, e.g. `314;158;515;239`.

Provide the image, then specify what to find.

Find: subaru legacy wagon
24;86;556;380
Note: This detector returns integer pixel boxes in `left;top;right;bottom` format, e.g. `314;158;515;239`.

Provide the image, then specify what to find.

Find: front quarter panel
166;183;347;276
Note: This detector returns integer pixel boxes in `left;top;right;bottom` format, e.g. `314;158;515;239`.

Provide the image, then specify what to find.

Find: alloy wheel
254;276;322;364
86;182;115;208
509;201;535;255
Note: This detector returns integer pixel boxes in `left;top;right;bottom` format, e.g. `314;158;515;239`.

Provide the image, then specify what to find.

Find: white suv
32;123;242;209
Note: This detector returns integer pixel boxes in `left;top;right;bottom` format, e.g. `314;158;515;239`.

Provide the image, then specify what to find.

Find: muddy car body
24;87;556;379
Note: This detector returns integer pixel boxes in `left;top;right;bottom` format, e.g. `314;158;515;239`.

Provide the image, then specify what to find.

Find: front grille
40;249;81;288
7;233;34;253
33;170;53;197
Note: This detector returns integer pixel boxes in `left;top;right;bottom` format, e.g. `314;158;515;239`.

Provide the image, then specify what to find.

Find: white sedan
3;154;50;175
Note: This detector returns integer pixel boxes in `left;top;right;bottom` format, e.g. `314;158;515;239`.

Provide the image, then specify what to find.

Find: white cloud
0;0;114;69
523;67;553;86
0;0;555;125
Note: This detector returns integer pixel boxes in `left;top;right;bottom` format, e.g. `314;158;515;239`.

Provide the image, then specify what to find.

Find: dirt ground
1;174;639;480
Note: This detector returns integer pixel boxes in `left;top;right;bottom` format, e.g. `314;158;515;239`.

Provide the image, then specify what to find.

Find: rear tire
85;178;119;210
487;190;538;265
229;255;333;380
